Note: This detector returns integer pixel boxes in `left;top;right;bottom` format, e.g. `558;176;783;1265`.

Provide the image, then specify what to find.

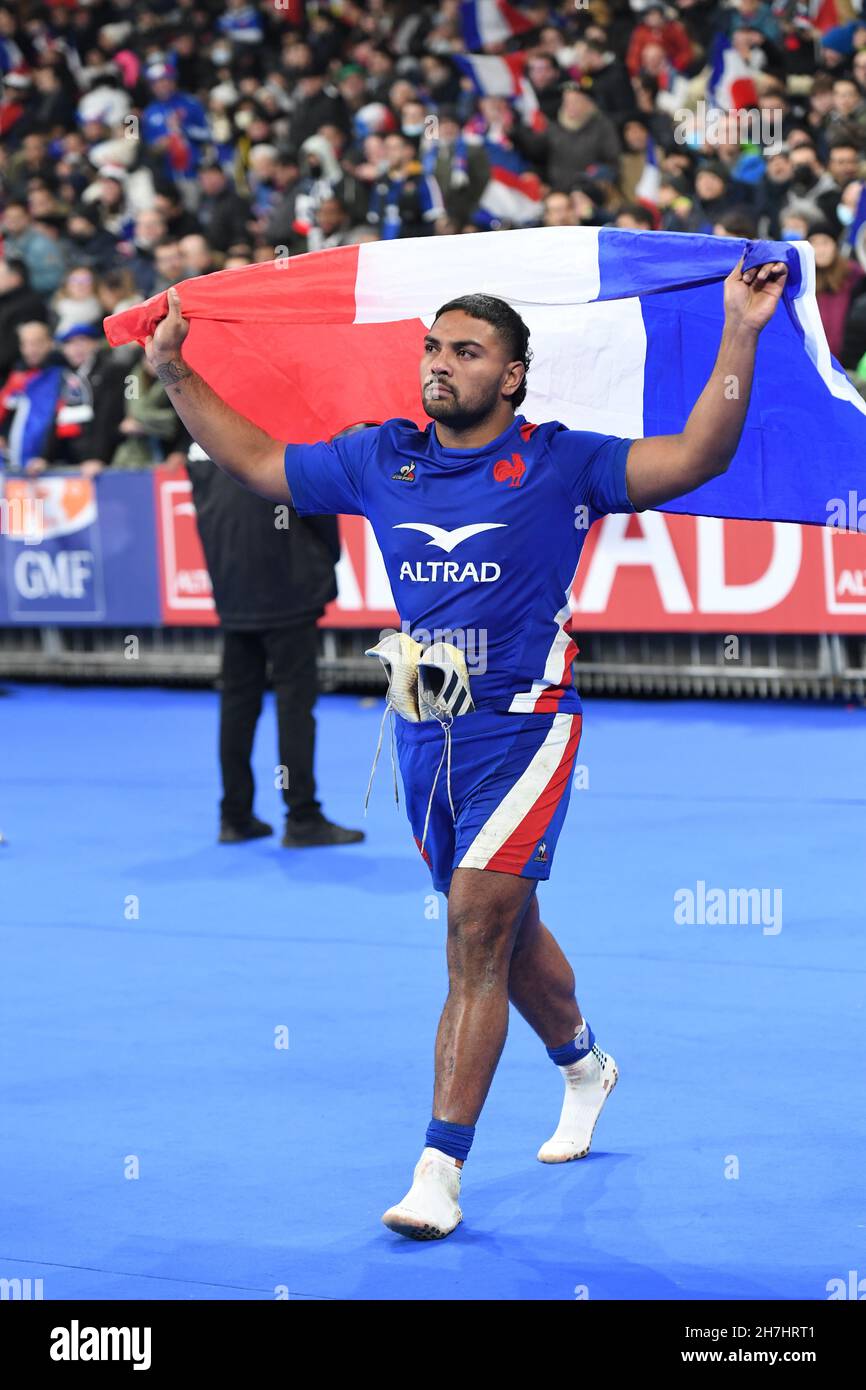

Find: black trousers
219;623;321;825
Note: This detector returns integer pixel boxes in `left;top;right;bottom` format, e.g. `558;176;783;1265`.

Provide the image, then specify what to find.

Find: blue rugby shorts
394;708;583;895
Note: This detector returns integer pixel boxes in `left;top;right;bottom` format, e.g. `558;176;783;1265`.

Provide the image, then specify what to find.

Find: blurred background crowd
4;0;866;476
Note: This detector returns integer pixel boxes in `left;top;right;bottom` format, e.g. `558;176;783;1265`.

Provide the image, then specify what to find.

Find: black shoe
219;816;274;844
281;814;365;848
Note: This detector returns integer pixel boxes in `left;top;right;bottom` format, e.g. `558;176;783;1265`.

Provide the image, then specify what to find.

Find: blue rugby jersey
283;414;636;714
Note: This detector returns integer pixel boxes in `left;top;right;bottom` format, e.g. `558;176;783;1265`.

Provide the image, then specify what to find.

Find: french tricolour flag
634;134;661;207
105;226;866;528
474;144;543;227
706;33;759;113
453;52;545;129
459;0;534;49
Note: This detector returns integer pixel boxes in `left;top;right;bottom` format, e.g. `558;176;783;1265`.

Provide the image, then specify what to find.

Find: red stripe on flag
503;52;527;93
103;244;433;443
485;713;583;874
491;165;542;198
497;0;534;35
729;76;758;111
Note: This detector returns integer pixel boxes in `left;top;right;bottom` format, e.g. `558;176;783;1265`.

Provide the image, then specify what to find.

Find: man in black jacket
187;443;364;848
0;258;49;379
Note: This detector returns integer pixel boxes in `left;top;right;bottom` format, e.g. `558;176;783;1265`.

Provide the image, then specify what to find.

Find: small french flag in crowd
706;33;759;112
459;0;534;50
634;134;661;206
474;146;543;228
453;52;545;130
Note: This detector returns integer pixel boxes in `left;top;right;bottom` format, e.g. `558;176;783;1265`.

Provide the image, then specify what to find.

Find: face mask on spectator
402;122;425;137
212;44;232;65
836;203;855;226
790;166;815;192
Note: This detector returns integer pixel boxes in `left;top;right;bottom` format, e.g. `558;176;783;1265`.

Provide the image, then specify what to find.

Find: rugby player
145;255;786;1240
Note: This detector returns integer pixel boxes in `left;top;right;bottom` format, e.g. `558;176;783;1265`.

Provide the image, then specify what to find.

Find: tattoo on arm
155;358;193;388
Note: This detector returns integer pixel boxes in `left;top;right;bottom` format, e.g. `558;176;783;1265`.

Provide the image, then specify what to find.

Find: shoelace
419;713;455;858
364;703;458;856
363;700;399;815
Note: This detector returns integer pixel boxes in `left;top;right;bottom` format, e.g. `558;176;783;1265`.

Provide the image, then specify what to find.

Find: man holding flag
139;250;786;1241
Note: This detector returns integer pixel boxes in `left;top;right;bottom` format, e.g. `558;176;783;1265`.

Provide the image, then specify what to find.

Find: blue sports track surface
2;684;864;1301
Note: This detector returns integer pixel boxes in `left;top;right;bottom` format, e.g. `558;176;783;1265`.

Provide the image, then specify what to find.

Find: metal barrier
1;627;864;700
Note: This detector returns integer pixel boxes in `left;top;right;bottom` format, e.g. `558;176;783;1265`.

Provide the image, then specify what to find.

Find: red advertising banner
153;466;218;627
153;470;866;633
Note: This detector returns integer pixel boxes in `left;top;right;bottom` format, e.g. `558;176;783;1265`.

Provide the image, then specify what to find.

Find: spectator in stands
542;190;579;227
1;200;66;295
367;132;444;238
430;107;490;228
578;40;635;121
128;209;170;299
626;4;693;78
519;84;621;191
0;257;48;379
179;234;220;277
111;352;187;469
65;204;119;272
140;58;210;185
51;266;102;339
196;159;251;253
152;236;192;293
810;218;864;358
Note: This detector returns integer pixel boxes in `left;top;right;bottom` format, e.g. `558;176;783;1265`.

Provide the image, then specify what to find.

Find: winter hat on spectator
808;216;839;239
821;25;866;59
56;323;101;343
144;58;176;84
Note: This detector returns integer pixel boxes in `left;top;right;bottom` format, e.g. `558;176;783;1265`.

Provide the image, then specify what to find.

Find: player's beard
422;381;502;432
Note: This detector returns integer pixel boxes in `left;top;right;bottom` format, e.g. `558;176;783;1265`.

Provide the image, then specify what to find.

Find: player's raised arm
624;258;788;512
144;286;290;502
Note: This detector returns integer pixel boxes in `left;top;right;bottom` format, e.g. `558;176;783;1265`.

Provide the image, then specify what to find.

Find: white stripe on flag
790;242;866;418
475;0;512;47
354;226;604;322
354;228;648;438
457;711;576;869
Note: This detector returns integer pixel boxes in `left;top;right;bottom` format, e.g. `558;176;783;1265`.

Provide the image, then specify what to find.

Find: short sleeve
547;428;636;516
283;427;377;517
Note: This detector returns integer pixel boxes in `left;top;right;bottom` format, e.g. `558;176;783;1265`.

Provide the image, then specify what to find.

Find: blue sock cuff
547;1021;594;1067
426;1118;475;1161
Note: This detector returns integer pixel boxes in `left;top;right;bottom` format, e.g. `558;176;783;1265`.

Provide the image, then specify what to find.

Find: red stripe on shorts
485;712;582;873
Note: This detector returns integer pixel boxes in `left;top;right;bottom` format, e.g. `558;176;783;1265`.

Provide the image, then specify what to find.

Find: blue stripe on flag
459;1;483;50
615;238;866;526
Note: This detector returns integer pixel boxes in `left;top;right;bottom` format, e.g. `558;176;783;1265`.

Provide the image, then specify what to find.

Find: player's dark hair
432;293;533;408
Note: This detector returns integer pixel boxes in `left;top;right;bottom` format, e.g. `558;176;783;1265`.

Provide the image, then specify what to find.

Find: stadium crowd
3;0;866;475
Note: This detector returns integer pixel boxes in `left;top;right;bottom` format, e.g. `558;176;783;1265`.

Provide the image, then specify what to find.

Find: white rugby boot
381;1147;463;1240
537;1040;619;1163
